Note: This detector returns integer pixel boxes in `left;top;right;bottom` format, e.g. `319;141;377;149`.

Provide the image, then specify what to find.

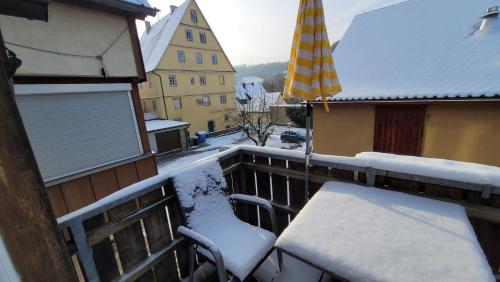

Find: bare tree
231;91;282;146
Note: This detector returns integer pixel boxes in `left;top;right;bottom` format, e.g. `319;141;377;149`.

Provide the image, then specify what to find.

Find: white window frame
200;32;207;44
202;96;210;106
177;50;185;63
220;94;227;104
168;75;177;86
196;52;203;64
211;54;218;65
199;75;207;86
219;75;225;85
186;29;193;41
14;83;144;181
173;98;182;109
190;9;198;23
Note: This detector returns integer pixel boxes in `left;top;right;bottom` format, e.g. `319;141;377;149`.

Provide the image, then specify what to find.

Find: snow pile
173;159;276;280
276;181;495;282
356;152;500;187
145;119;189;132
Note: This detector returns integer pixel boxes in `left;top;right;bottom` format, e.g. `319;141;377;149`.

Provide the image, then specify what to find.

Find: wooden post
0;31;76;281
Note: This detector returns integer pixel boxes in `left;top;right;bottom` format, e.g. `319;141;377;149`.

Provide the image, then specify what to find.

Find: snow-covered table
275;181;495;282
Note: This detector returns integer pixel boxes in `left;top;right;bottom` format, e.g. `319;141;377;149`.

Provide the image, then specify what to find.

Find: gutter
57;0;158;19
151;71;169;120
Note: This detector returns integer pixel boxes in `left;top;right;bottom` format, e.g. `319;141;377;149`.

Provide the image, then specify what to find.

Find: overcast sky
137;0;405;65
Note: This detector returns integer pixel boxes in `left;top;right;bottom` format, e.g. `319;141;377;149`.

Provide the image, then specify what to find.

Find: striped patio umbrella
283;0;342;201
283;0;342;109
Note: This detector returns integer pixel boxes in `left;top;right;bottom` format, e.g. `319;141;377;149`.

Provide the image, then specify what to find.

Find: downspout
151;71;169;120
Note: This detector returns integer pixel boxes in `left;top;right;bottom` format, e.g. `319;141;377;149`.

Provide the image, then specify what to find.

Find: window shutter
15;87;142;182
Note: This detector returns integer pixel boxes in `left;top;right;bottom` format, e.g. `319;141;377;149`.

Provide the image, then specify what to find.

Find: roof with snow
235;78;268;101
237;92;286;112
145;119;190;132
329;0;500;102
140;0;190;72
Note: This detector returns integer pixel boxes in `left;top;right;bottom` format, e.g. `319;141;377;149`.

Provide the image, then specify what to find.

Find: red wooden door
373;105;426;156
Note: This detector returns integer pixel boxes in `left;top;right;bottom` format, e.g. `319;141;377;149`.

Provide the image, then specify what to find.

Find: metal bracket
365;167;376;187
481;185;493;199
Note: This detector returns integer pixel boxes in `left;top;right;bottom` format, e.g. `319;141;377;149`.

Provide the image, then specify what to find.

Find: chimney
479;6;499;32
170;5;177;13
145;21;151;34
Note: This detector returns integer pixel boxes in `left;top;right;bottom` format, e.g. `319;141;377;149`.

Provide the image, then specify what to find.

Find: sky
137;0;405;65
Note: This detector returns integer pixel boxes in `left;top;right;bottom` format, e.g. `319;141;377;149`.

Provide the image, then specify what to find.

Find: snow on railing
57;146;500;281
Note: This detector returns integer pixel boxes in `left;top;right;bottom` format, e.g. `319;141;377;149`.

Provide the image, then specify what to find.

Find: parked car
281;130;306;143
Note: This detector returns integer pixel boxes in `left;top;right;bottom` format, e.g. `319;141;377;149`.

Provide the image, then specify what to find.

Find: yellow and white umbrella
283;0;342;200
283;0;341;109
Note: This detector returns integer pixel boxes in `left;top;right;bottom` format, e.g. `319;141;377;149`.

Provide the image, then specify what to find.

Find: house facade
314;0;500;167
139;0;236;134
0;0;158;217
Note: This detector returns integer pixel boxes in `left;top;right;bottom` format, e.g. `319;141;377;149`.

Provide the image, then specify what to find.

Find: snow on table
276;181;494;282
173;159;276;280
356;152;500;187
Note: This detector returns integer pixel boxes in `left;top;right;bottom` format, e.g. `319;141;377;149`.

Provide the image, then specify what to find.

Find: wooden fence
57;146;500;281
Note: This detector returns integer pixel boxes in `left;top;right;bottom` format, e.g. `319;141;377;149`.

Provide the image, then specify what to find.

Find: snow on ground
158;127;307;175
276;181;495;282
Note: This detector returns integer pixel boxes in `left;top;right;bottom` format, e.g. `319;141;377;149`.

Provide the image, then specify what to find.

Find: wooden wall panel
46;185;69;218
115;162;139;189
90;169;119;200
60;177;96;212
136;156;158;180
48;156;157;217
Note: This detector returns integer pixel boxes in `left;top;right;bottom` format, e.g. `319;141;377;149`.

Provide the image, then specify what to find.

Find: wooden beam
0;30;76;281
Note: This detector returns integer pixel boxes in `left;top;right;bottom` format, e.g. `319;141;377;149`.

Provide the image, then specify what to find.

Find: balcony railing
57;146;500;282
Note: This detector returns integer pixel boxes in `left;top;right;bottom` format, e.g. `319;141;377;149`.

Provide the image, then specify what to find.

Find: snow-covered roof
237;92;286;112
140;0;190;72
330;0;500;101
240;76;264;84
145;119;189;132
235;78;268;101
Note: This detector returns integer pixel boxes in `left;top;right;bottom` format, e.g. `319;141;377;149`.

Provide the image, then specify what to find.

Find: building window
186;29;193;41
173;98;182;109
190;77;195;85
148;80;153;88
196;96;210;106
190;9;198;24
177;50;185;63
199;75;207;86
200;32;207;44
219;75;225;85
220;95;227;104
152;99;157;111
224;113;230;122
203;96;210;105
168;75;177;86
211;54;218;65
196;52;203;64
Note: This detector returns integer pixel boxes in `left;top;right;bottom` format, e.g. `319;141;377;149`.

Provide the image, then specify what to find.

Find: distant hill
234;62;288;81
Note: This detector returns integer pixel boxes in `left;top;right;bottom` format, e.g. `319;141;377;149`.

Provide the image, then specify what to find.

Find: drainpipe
151;71;169;120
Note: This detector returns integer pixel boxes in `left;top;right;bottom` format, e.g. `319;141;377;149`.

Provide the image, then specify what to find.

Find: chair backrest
173;159;234;229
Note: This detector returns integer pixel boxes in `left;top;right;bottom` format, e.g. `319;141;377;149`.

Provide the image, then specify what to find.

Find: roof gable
140;0;190;72
331;0;500;101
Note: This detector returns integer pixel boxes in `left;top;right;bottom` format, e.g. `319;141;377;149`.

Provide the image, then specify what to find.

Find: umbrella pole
304;101;312;203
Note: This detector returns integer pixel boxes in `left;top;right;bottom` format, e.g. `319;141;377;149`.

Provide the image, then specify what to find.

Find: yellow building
314;0;500;167
139;0;236;134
